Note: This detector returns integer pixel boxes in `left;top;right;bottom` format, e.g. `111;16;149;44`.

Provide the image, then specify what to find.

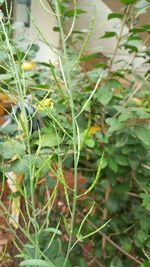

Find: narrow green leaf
108;13;123;20
81;53;99;61
31;84;50;89
100;32;116;38
53;26;60;32
142;24;150;30
64;9;86;17
43;228;62;235
129;28;145;33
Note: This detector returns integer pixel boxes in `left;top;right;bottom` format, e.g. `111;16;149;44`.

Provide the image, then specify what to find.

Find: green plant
0;0;150;266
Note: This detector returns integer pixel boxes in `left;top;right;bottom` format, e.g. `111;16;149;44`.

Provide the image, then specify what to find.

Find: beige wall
30;0;60;63
64;0;149;72
104;0;150;27
64;0;128;55
13;0;149;73
13;0;60;63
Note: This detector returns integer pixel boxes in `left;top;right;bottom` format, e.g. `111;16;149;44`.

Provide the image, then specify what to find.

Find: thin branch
107;5;131;76
77;209;144;265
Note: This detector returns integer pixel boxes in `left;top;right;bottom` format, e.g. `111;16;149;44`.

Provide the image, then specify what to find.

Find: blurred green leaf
135;126;150;145
0;74;12;80
120;237;132;252
54;257;70;267
85;138;95;148
108;13;123;20
115;155;128;166
64;9;86;17
100;31;116;38
108;158;118;173
140;194;150;211
140;262;150;267
137;230;148;243
0;140;25;160
9;158;29;173
35;127;61;147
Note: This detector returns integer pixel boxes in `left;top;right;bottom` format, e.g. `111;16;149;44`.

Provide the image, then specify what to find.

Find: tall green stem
53;1;78;266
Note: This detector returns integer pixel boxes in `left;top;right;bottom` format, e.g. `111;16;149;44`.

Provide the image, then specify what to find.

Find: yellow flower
21;62;36;70
89;126;101;134
38;98;54;110
131;97;142;106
